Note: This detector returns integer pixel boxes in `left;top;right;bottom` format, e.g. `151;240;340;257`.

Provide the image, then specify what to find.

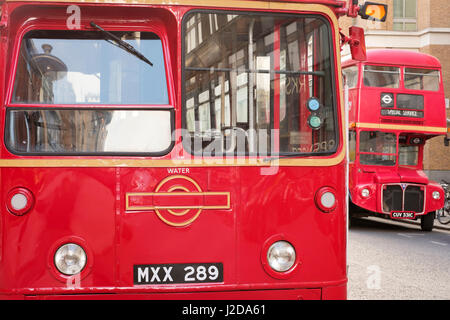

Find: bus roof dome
344;49;441;68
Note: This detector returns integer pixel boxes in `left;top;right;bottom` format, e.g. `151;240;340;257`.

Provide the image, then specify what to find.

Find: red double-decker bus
0;0;385;300
343;49;447;231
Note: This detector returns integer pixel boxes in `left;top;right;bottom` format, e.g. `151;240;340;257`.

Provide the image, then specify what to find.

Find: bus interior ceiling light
267;241;296;273
54;243;87;276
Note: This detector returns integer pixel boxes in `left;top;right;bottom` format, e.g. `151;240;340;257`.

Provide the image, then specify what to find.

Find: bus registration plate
134;263;223;284
390;211;416;219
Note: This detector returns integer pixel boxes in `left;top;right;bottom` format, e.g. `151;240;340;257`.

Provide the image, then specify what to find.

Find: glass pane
13;30;168;105
360;131;396;153
404;22;417;31
396;94;424;110
183;12;337;156
405;0;417;18
399;145;418;165
393;22;404;31
360;153;396;166
359;131;397;167
343;66;359;89
363;65;400;88
404;68;440;91
349;131;356;162
6;109;172;154
393;0;404;18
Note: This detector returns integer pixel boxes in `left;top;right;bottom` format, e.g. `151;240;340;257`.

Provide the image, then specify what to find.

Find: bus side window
342;66;358;89
349;130;356;162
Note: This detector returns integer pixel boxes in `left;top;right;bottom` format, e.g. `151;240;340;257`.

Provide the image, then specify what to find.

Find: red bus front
343;49;447;231
0;0;351;299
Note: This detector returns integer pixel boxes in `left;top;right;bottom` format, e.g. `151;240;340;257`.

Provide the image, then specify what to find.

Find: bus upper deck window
363;65;399;88
343;66;358;88
12;30;169;105
404;68;440;91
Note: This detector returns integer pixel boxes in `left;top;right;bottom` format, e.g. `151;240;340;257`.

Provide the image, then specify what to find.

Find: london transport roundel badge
380;92;394;107
126;175;230;227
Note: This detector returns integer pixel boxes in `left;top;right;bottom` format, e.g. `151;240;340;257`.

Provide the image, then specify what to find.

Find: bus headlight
361;188;370;198
267;241;296;272
54;243;87;275
432;191;440;200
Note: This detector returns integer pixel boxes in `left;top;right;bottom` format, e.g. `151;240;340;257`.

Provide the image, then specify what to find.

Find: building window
393;0;417;31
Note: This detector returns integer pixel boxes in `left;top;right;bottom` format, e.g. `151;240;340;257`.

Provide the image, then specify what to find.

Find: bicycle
436;180;450;225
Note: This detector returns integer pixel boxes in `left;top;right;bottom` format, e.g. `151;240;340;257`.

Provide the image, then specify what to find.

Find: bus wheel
420;211;435;232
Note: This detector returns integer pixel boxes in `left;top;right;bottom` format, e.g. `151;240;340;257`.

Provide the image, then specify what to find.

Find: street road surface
348;217;450;300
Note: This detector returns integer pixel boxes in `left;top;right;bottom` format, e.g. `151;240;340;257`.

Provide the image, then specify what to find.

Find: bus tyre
420;211;435;232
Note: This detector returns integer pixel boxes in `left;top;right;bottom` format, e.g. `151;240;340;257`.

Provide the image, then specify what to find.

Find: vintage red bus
0;0;384;300
343;49;447;231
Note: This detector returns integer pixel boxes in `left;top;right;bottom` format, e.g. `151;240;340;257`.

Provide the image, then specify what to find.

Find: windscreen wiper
90;22;153;67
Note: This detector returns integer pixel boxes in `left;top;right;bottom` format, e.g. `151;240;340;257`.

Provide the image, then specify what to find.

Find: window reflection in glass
183;12;336;156
396;93;424;110
359;131;397;166
343;65;359;89
363;65;400;88
13;30;168;105
399;144;418;166
404;68;440;91
6;109;172;154
349;131;356;162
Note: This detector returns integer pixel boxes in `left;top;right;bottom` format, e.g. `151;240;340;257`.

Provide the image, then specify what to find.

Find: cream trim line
0;153;345;167
355;122;447;134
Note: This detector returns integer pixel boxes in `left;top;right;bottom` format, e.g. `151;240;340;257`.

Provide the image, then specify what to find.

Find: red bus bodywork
343;49;447;231
0;0;352;299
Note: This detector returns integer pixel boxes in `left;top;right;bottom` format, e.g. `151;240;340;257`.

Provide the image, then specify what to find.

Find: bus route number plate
133;263;223;284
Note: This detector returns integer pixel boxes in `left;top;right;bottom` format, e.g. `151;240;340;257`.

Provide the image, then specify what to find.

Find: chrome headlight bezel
432;191;441;200
54;243;87;276
266;240;296;273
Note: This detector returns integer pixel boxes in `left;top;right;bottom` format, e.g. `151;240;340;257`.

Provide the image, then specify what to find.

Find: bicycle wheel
436;207;450;225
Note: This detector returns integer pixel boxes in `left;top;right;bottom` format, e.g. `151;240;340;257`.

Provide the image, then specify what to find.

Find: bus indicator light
315;187;337;212
6;187;34;216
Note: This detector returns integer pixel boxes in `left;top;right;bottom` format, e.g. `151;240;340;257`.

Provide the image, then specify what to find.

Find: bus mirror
349;27;366;61
359;2;388;22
